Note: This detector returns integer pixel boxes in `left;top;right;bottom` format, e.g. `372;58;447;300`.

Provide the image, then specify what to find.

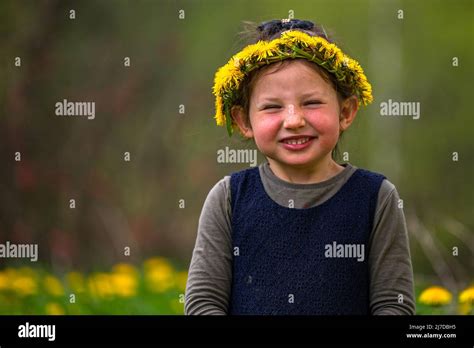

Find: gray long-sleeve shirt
185;162;415;315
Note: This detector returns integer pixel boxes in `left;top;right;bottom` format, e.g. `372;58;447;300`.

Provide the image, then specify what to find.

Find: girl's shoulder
351;165;399;202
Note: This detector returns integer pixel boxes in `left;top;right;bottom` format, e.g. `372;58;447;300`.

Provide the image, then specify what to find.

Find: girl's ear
231;106;254;138
339;95;359;132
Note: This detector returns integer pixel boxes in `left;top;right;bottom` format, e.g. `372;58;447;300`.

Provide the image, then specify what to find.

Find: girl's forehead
262;59;315;75
253;61;331;93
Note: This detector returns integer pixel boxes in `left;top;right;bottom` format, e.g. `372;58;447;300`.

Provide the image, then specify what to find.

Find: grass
0;257;186;315
0;261;472;315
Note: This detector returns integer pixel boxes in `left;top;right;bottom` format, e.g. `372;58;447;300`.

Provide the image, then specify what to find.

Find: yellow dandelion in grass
458;302;472;315
143;257;173;271
419;286;452;306
43;275;64;297
458;286;474;315
11;275;37;296
111;264;138;298
459;286;474;305
0;271;9;291
112;263;139;277
143;257;175;293
88;273;114;299
110;273;137;298
45;302;65;315
5;268;38;296
66;271;86;293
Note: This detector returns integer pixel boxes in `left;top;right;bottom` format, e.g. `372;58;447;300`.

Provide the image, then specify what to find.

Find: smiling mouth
280;137;316;145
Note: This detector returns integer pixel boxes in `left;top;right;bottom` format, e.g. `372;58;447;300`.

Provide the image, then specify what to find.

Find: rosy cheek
307;111;339;134
251;114;280;143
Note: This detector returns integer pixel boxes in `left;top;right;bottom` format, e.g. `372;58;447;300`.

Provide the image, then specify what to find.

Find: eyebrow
258;91;325;103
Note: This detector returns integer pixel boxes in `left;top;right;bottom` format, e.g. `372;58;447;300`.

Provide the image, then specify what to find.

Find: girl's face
241;60;353;173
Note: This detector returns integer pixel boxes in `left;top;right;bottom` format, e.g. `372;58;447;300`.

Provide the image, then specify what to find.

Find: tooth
285;137;311;145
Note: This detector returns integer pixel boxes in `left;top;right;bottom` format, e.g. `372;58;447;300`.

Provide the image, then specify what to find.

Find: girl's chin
278;159;319;167
270;153;323;167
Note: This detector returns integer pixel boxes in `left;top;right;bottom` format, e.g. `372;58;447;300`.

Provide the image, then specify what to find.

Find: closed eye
262;105;282;110
304;100;323;106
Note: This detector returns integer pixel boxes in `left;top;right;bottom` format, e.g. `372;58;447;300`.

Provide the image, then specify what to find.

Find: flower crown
212;29;373;136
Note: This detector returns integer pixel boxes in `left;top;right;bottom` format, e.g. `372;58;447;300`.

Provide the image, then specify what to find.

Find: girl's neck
266;156;345;184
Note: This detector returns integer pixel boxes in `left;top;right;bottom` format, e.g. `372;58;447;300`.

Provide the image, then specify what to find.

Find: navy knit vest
228;166;386;315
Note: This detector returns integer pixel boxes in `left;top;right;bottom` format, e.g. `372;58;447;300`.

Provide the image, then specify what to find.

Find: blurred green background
0;0;473;314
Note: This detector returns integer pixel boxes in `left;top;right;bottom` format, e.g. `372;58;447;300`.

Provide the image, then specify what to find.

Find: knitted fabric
228;166;385;315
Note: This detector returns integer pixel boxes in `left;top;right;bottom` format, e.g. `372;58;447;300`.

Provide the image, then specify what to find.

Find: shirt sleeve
184;177;233;315
368;179;416;315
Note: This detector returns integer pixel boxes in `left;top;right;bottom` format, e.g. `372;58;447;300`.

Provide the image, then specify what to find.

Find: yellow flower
112;263;139;277
44;275;64;297
0;271;9;290
11;275;37;296
88;273;114;299
110;263;138;297
214;96;225;126
419;286;452;306
457;284;474;314
45;302;65;315
111;273;137;298
459;286;474;305
281;30;313;47
458;302;472;315
144;257;175;293
213;63;244;95
234;42;265;62
255;40;280;61
66;272;85;293
332;50;344;68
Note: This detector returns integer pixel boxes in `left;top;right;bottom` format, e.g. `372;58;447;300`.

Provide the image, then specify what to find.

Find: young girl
185;19;415;315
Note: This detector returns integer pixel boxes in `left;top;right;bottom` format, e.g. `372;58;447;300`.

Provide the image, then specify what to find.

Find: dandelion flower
88;273;114;299
144;257;175;293
66;272;85;293
45;302;65;315
111;273;137;298
112;263;139;277
44;275;64;297
459;286;474;305
0;271;9;290
419;286;452;306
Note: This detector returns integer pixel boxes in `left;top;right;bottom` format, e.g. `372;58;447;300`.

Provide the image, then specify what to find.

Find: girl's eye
263;105;281;110
304;100;322;106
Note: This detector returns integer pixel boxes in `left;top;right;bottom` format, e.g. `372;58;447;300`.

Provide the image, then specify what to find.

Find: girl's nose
283;105;306;129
